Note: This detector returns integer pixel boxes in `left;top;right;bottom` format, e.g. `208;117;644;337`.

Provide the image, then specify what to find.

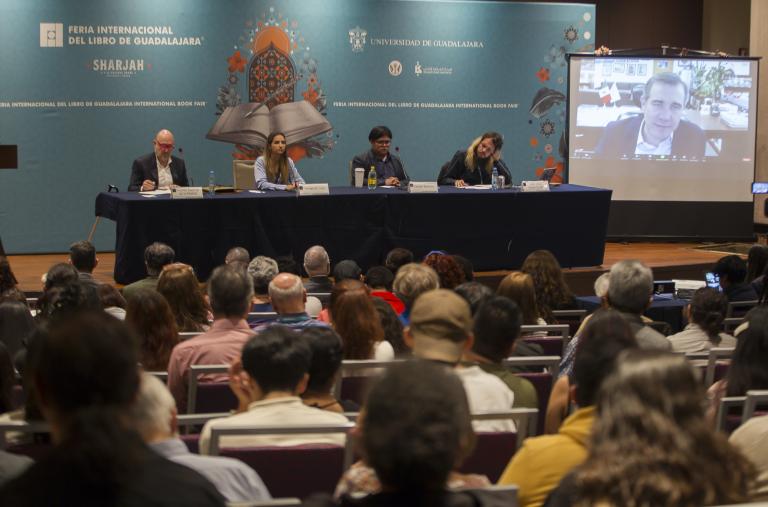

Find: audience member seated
423;252;466;290
157;263;210;333
371;298;409;357
463;296;537;410
125;288;180;371
730;399;768;500
544;350;754;507
453;255;474;282
303;245;333;293
560;260;670;377
497;271;548;332
224;246;250;266
246;256;278;316
276;255;302;276
167;265;255;412
668;287;736;353
199;325;349;454
712;254;759;303
132;373;271;503
252;273;329;332
38;263;100;315
747;244;768;295
708;305;768;411
384;247;413;275
454;281;492;315
325;361;492;504
0;312;225;505
392;263;439;325
122;242;175;300
0;341;31;485
499;309;637;507
0;256;19;295
0;300;35;361
68;240;100;289
365;266;405;315
328;280;394;360
521;250;578;323
96;284;127;320
333;260;363;283
405;289;513;432
300;327;359;412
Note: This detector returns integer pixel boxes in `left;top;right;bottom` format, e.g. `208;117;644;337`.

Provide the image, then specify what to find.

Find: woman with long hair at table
437;131;512;187
254;132;305;191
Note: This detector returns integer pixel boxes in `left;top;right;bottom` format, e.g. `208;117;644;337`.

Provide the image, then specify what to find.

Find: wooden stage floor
6;242;735;296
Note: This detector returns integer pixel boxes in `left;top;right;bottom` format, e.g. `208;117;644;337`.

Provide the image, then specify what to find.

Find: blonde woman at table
254;132;306;191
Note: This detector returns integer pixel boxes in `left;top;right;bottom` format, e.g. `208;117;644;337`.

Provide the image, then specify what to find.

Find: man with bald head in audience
252;273;329;332
129;129;190;191
167;264;255;412
303;245;332;293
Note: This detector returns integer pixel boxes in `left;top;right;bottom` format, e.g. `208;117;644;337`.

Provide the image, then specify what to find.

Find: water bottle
208;170;215;195
367;165;377;190
491;166;499;190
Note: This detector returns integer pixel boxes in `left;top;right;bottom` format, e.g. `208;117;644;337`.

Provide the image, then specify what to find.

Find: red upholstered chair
520;324;570;357
208;423;355;499
551;309;587;337
332;360;404;405
187;364;237;414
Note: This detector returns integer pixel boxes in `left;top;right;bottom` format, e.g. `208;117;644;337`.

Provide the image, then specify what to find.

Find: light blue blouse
254;156;305;191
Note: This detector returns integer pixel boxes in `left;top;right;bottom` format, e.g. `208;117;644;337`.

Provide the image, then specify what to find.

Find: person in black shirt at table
351;126;409;187
437;131;512;187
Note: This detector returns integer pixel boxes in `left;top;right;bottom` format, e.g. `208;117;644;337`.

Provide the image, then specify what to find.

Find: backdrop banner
0;0;595;252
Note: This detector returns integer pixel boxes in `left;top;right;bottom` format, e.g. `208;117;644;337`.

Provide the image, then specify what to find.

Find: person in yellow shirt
497;309;637;507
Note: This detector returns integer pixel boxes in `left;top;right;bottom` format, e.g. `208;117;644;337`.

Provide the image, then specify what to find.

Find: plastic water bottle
208;170;215;195
491;167;499;190
367;165;377;190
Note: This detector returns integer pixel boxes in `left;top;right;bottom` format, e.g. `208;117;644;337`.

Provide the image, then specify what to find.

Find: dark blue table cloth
96;184;612;284
578;294;688;333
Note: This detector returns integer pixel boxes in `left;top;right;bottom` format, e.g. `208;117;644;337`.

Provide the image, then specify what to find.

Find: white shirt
635;119;673;155
156;157;173;188
455;365;515;432
199;396;349;455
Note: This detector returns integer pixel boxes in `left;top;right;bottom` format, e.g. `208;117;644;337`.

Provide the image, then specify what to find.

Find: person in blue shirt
254;132;305;191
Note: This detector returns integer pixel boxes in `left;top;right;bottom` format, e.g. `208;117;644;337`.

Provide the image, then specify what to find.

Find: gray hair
594;272;611;299
607;260;653;314
393;263;440;307
303;245;330;276
247;256;279;294
208;264;254;317
132;372;176;438
269;273;304;306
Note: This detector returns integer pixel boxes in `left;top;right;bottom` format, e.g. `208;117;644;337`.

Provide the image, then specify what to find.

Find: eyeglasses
155;142;174;150
374;139;391;145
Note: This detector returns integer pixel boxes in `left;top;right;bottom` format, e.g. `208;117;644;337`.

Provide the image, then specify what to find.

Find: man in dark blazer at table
128;129;190;191
594;72;706;159
351;125;408;186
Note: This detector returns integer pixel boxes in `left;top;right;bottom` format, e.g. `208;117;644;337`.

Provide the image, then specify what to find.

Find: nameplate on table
521;180;550;192
171;187;204;199
408;181;438;194
298;183;330;196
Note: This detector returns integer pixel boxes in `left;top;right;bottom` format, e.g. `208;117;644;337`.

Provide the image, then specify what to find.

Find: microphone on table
395;146;410;190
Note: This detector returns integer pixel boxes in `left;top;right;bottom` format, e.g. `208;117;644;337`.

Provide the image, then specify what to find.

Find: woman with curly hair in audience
423;252;465;290
157;263;210;333
125;288;180;371
521;249;578;322
328;279;393;360
545;349;754;507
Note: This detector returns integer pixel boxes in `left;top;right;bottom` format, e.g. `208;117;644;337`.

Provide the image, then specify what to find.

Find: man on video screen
595;72;706;159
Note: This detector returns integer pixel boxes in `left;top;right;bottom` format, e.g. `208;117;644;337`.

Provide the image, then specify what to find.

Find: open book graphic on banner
206;100;332;148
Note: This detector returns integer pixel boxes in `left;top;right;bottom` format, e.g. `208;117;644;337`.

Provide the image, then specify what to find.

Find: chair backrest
210;423;355;499
187;364;234;414
743;389;768;420
704;347;735;387
519;324;570;357
551;309;587;336
233;160;256;190
146;371;168;383
646;320;672;336
512;372;553;435
726;299;759;318
723;317;744;334
332;359;405;401
233;499;303;507
502;356;560;376
179;331;203;341
459;409;537;482
715;396;747;433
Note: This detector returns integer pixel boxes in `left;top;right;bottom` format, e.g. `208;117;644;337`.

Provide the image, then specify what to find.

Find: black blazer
594;114;706;159
128;153;190;191
437;150;512;186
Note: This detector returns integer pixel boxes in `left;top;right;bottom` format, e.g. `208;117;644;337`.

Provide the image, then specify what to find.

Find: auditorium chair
208;423;355;499
715;390;768;434
722;316;744;334
726;299;759;318
233;160;257;190
520;324;570;357
332;359;404;404
704;347;735;387
458;409;537;483
187;364;238;414
551;309;587;337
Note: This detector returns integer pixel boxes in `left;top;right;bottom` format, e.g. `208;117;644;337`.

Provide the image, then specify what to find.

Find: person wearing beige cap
404;289;514;432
